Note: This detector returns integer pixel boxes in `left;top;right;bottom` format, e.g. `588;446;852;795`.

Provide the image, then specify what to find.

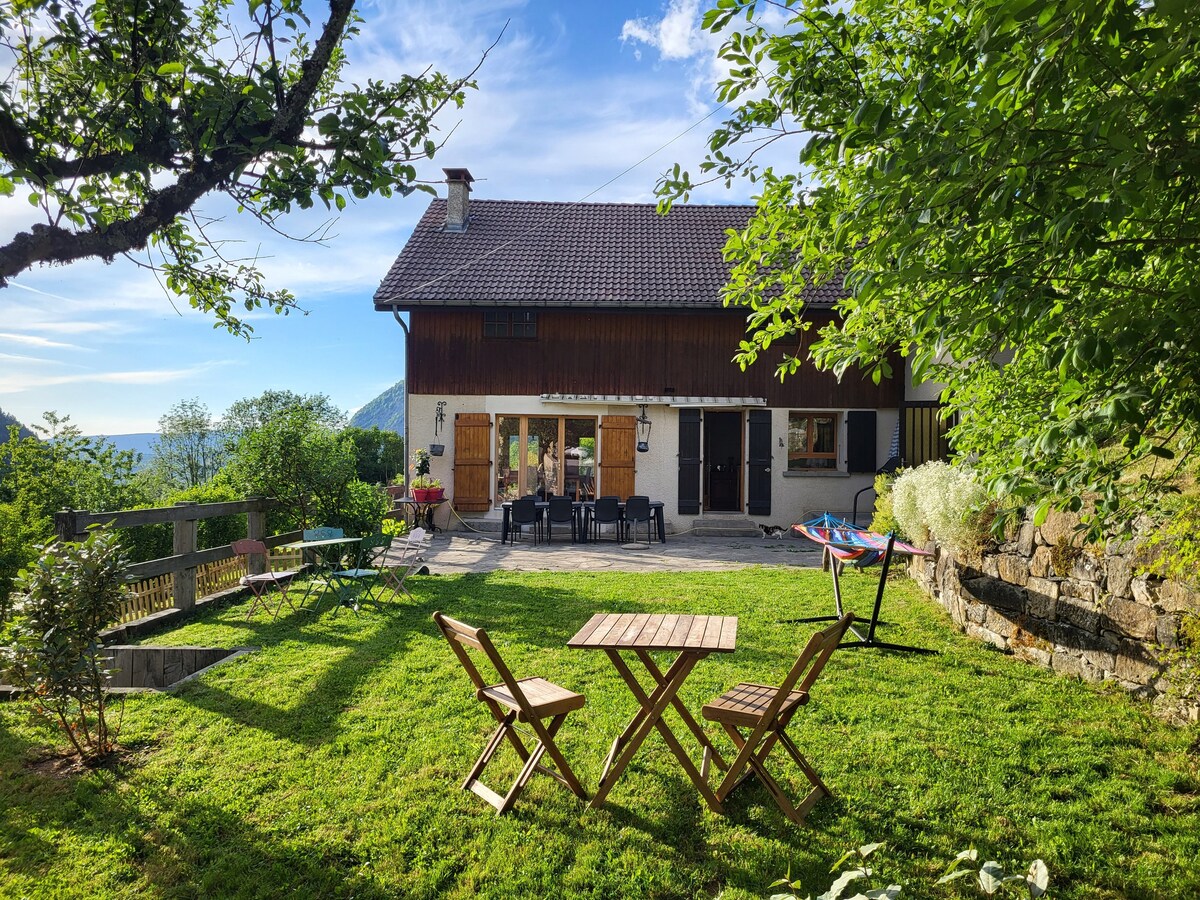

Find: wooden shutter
599;415;636;501
453;413;492;511
747;409;772;516
677;408;701;515
846;410;877;474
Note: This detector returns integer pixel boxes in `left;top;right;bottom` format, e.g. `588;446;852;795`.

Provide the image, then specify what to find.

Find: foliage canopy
661;0;1200;526
0;0;482;336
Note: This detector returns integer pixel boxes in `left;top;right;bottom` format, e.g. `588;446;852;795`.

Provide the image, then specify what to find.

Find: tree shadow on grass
0;756;392;898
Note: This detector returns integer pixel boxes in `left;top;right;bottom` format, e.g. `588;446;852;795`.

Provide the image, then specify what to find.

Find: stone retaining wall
909;509;1199;722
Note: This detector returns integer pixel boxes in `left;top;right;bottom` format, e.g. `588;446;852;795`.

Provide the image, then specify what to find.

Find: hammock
785;513;935;654
791;513;930;566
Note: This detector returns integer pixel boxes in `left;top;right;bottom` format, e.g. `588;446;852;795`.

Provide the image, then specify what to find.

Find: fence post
246;500;267;575
54;509;81;543
173;502;199;611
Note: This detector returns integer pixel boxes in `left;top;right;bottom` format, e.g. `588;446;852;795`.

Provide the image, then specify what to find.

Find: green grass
2;569;1198;899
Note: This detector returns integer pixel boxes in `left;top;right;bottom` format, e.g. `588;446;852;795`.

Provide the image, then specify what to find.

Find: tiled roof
373;199;846;310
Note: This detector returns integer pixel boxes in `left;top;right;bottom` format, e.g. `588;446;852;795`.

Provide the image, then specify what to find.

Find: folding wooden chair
702;613;855;824
433;611;588;815
231;539;303;621
379;527;431;600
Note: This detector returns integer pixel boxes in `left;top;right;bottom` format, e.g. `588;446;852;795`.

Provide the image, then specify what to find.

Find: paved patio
398;531;825;575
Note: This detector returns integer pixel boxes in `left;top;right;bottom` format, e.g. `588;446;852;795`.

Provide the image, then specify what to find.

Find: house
372;168;917;533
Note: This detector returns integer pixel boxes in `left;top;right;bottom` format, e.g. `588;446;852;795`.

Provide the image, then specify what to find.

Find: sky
0;0;781;436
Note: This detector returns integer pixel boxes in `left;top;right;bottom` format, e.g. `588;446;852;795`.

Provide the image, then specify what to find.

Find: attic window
483;311;537;339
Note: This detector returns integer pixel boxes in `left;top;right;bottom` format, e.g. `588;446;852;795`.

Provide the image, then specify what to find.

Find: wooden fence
120;550;299;624
55;499;301;625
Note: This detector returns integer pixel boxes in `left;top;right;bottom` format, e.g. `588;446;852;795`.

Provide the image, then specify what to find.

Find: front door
704;411;742;511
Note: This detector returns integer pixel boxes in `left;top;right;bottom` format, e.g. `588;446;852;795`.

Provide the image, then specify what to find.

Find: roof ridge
427;198;759;211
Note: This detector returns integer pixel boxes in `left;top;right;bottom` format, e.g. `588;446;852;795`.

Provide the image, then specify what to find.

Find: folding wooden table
568;612;737;812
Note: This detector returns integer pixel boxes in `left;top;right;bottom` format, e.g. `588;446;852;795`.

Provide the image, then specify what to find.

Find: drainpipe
391;306;410;493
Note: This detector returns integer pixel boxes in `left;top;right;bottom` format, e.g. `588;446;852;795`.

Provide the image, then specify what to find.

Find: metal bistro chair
231;539;303;621
701;613;855;824
433;611;588;815
546;495;577;543
327;533;393;615
590;496;622;542
622;495;653;547
508;497;542;545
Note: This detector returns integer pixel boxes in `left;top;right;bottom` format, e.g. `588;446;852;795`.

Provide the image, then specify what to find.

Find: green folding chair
327;533;393;615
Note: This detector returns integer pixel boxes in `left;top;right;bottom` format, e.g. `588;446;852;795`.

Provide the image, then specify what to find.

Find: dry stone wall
909;509;1199;722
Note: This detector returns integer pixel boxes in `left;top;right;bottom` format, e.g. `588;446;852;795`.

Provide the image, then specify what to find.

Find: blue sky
0;0;777;436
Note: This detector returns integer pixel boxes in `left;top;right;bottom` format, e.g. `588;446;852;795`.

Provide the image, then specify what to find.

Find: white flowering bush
891;461;989;555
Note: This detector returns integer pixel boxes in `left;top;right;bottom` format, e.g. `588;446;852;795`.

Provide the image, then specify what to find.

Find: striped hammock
791;513;931;566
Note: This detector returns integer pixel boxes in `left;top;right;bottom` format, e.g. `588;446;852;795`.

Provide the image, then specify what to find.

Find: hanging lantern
636;404;652;453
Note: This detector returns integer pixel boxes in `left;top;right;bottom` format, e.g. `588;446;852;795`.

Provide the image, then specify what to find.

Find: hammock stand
788;514;936;654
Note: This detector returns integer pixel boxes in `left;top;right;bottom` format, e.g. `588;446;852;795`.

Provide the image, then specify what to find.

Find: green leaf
156;61;184;76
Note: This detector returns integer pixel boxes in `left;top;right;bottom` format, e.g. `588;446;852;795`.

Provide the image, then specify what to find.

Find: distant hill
349;381;404;434
0;407;33;439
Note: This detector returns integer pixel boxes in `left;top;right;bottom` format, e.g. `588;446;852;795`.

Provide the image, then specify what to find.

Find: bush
326;480;390;537
891;461;989;555
868;471;901;538
1;529;129;761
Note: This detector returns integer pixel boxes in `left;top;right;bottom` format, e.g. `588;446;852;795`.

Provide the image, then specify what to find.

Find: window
788;412;838;471
483;310;537;339
495;415;595;504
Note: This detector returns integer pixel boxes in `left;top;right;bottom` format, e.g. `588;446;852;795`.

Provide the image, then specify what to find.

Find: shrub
891;461;989;555
1;529;129;761
868;471;902;538
326;480;391;537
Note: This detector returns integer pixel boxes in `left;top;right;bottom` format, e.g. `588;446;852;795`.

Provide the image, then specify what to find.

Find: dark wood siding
407;309;902;408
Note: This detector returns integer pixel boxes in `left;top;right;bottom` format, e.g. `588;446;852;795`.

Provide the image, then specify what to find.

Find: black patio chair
622;495;653;547
508;497;542;545
590;496;621;542
546;495;577;543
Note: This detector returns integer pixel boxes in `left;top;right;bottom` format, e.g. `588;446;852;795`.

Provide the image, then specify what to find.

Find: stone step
689;515;762;538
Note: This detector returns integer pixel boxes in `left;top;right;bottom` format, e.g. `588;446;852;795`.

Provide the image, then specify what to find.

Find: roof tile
373;199;845;310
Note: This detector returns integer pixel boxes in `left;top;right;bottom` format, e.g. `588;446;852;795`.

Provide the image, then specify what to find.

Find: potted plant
410;475;432;502
426;477;444;502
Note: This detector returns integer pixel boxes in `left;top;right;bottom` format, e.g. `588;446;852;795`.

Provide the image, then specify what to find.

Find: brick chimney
443;167;473;232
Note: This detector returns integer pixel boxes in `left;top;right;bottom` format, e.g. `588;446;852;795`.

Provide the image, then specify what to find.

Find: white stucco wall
408;395;897;532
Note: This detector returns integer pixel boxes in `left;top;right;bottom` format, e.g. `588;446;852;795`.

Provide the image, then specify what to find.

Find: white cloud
620;0;705;60
0;331;80;350
0;361;228;395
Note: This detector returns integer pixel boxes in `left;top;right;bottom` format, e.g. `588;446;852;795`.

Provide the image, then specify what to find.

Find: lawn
2;568;1198;899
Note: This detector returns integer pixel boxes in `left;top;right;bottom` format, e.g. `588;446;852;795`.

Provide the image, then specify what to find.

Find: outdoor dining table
278;535;361;607
580;500;666;544
567;612;737;812
499;499;585;544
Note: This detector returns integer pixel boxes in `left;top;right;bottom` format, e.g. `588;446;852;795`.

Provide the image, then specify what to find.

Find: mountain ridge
349;380;404;435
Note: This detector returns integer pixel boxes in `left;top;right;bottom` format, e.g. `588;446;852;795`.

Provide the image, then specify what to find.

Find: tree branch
0;0;358;282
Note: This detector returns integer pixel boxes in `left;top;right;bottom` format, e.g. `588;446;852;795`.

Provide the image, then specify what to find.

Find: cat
758;524;788;539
